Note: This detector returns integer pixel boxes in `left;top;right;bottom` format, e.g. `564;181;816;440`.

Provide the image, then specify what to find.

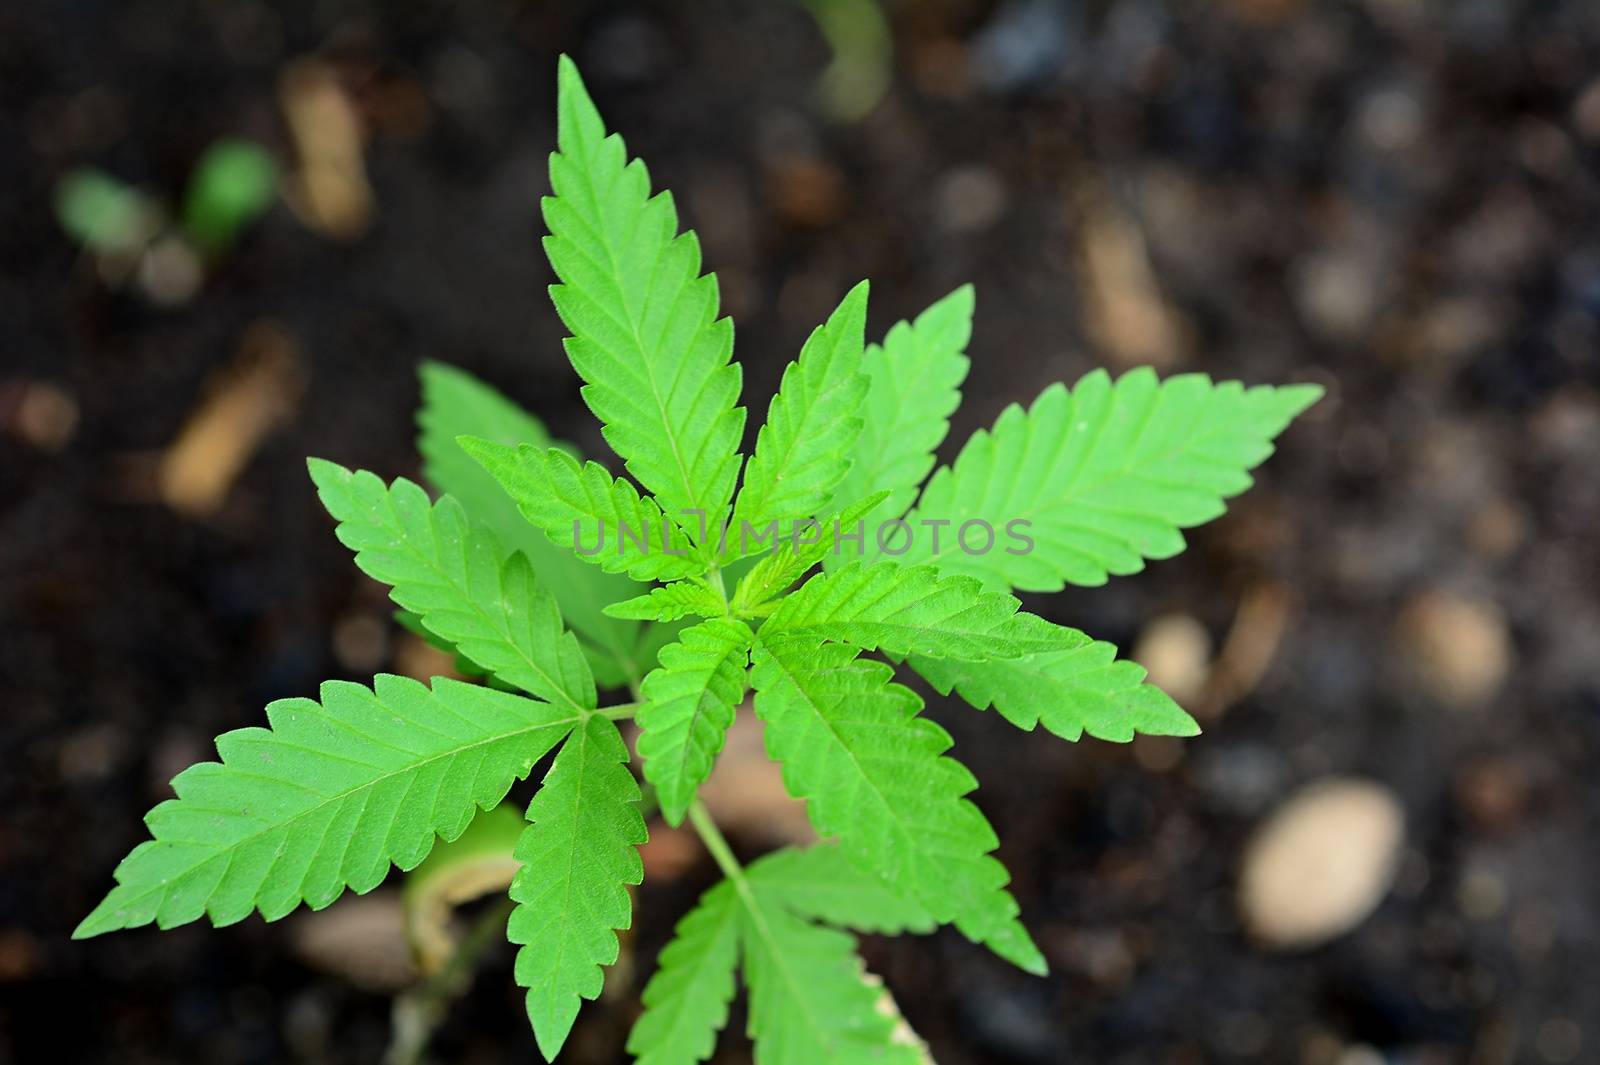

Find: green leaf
911;641;1201;742
740;881;922;1065
546;56;745;539
182;138;279;252
636;619;754;825
54;167;155;252
749;634;1044;973
632;616;692;679
391;608;507;689
897;369;1323;589
605;582;727;623
625;880;740;1065
418;361;649;688
75;676;576;939
731;490;890;615
460;439;705;583
510;714;646;1061
731;282;870;544
829;285;972;536
309;459;595;713
765;560;1080;660
746;845;935;935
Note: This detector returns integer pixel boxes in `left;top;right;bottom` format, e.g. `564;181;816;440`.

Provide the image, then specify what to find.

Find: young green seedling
80;57;1321;1063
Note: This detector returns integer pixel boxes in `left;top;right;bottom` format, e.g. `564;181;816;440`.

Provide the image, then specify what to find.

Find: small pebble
1293;248;1381;341
1572;78;1600;142
13;381;79;452
1397;590;1512;708
136;235;203;306
1239;778;1405;950
332;612;389;674
937;165;1007;234
1134;613;1212;707
290;891;417;991
57;724;125;783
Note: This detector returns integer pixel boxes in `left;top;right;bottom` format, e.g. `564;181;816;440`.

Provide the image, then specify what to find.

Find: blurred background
3;1;1599;1062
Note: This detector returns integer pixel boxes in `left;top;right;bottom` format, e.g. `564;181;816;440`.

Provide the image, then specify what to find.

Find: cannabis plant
79;57;1320;1062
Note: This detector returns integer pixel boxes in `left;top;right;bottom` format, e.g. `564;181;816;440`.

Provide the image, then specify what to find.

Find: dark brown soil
4;1;1599;1062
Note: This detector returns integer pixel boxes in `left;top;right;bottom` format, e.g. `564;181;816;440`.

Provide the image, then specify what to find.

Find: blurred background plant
54;138;278;305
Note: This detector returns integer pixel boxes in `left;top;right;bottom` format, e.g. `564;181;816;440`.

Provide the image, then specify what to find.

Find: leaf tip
1280;381;1327;418
72;898;121;940
527;992;581;1062
836;279;870;322
454;433;502;465
555;52;581;87
71;917;106;941
305;456;347;493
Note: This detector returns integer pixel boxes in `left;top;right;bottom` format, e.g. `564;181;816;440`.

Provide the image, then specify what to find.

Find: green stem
598;701;641;721
385;896;513;1065
687;799;746;885
706;565;729;607
686;800;816;1033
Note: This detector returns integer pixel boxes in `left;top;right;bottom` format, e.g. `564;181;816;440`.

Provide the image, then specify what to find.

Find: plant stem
706;565;729;608
598;701;641;721
687;799;745;885
385;896;513;1065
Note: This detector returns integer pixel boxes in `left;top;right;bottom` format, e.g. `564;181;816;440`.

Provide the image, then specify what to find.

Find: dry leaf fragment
158;320;305;517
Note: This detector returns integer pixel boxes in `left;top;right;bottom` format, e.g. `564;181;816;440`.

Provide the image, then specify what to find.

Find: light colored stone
1134;612;1212;708
1398;590;1512;708
13;381;79;452
291;890;418;991
1239;778;1404;950
1573;78;1600;142
1292;248;1381;341
937;164;1007;234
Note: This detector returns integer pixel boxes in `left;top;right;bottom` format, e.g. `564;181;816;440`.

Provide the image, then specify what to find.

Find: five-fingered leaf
730;283;870;544
309;460;595;713
76;676;576;939
510;715;647;1061
749;633;1045;973
546;56;745;539
417;361;653;688
911;641;1200;742
636;618;754;824
461;439;705;582
829;284;972;536
895;368;1323;590
766;560;1079;660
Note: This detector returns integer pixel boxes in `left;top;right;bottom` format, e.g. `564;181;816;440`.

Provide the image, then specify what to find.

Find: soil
4;1;1599;1063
